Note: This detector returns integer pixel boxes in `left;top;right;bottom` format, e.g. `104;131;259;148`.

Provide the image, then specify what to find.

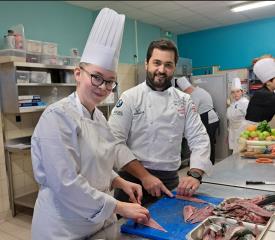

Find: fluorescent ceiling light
231;1;275;12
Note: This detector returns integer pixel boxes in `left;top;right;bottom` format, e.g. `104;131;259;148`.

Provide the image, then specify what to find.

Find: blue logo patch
116;99;123;108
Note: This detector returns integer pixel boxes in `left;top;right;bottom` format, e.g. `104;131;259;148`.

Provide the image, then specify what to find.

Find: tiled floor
0;167;189;240
0;213;32;240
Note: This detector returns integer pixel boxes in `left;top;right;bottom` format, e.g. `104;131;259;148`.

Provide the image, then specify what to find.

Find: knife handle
246;181;265;185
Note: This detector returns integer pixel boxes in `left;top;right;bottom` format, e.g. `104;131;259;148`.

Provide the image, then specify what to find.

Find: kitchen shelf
19;105;47;113
0;61;76;113
14;191;38;209
17;83;76;87
14;61;75;70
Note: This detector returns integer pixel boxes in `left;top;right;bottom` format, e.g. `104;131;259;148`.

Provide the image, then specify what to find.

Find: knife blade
246;181;275;185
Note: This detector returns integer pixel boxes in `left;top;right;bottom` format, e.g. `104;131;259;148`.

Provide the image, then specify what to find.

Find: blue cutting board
121;193;223;240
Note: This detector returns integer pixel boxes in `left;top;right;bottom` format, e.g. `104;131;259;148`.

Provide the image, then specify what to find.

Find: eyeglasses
80;66;117;90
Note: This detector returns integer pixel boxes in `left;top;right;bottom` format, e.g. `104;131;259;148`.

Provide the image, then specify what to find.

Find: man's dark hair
146;39;179;64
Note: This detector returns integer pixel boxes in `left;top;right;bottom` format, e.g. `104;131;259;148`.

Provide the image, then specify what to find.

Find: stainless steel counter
90;182;275;240
203;154;275;192
90;154;275;239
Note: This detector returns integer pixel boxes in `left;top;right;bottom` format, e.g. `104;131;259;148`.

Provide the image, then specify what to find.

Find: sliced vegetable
256;158;273;163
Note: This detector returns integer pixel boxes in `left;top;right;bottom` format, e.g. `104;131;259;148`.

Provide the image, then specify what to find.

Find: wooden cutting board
241;151;275;159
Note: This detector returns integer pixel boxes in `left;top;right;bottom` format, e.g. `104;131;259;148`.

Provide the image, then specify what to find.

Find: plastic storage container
42;42;58;56
26;40;42;54
16;70;30;83
30;71;48;83
41;55;58;65
26;53;41;63
65;72;75;84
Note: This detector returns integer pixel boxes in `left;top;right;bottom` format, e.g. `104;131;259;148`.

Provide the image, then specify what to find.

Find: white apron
227;98;249;153
32;97;117;240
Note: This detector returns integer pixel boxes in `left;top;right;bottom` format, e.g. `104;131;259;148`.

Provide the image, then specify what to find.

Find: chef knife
246;181;275;185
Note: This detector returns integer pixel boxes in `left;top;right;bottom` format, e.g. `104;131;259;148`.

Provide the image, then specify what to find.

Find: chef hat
80;8;125;71
253;58;275;83
176;76;191;91
231;77;242;91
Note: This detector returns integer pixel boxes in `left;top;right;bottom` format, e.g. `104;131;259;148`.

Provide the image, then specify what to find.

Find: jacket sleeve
183;96;213;175
108;94;137;169
31;108;117;224
239;99;249;115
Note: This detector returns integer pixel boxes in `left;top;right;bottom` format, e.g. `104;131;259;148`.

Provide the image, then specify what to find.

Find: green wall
0;1;93;57
178;16;275;71
0;1;172;64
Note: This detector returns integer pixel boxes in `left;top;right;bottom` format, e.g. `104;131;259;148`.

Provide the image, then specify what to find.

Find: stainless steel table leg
5;150;16;217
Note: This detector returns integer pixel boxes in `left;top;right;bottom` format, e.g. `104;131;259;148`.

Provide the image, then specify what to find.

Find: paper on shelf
5;143;31;150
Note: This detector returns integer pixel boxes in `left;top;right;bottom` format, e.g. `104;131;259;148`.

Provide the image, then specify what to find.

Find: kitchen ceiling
66;1;275;34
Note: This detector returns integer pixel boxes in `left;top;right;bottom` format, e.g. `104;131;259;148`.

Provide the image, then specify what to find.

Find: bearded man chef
175;77;220;165
108;39;212;206
31;8;149;240
245;58;275;123
226;78;249;153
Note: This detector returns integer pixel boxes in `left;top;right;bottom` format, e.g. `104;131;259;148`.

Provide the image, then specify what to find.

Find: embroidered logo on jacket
174;98;186;115
116;99;123;108
133;108;144;116
113;110;123;116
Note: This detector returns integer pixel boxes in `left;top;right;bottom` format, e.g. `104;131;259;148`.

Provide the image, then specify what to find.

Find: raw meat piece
140;217;168;232
190;206;215;223
176;194;208;204
183;205;197;222
184;205;214;223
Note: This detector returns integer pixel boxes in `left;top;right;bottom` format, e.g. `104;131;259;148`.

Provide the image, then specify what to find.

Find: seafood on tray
186;216;264;240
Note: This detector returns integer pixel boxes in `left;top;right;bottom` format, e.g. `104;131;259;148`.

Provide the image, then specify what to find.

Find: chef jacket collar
145;78;172;91
74;92;94;119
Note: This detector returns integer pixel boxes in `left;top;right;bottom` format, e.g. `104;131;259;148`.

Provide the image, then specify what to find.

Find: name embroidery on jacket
174;98;186;116
133;108;144;116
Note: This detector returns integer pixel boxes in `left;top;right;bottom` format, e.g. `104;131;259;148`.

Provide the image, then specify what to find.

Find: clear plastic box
41;55;58;65
30;71;48;83
42;42;58;56
16;70;30;83
26;40;42;54
26;52;41;63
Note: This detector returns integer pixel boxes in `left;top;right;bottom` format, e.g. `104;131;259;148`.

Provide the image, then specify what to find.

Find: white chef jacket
226;97;249;152
31;92;121;239
108;82;212;175
172;80;219;124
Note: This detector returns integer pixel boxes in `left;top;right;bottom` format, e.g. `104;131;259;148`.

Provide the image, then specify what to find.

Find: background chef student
31;8;149;240
108;39;212;206
226;77;249;153
175;77;219;165
245;57;275;123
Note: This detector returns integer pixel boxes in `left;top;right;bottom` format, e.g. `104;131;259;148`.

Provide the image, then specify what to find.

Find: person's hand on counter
176;176;200;197
114;201;150;223
141;174;173;198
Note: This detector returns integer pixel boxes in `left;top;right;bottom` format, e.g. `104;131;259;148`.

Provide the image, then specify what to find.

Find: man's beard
146;71;173;91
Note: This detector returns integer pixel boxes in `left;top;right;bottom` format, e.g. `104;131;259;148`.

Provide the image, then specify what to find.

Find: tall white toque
231;77;242;91
253;58;275;83
80;8;125;71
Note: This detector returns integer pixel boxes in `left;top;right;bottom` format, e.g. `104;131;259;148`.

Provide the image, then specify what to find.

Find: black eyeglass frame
79;66;118;90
